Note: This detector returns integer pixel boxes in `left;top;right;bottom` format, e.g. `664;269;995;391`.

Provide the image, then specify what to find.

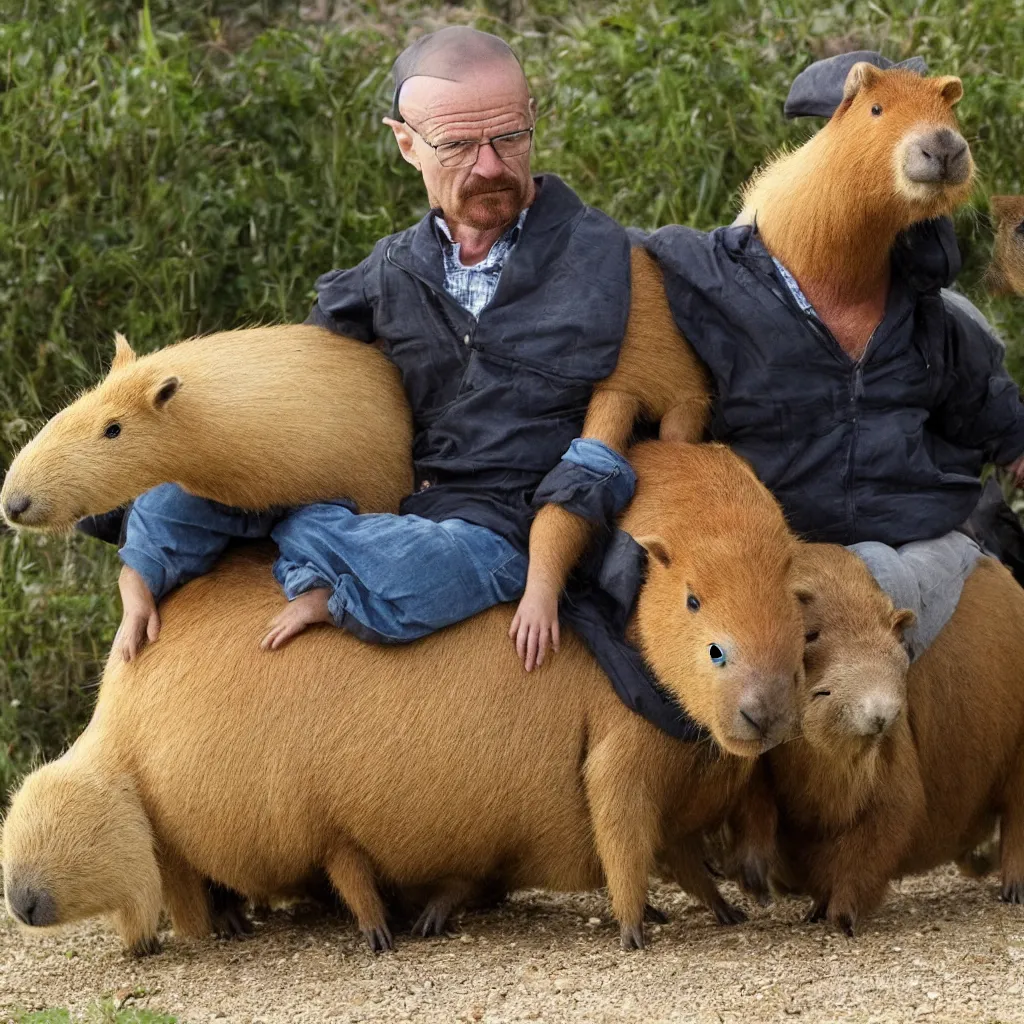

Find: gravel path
2;870;1023;1023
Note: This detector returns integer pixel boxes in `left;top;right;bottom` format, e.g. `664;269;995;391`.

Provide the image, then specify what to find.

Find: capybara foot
643;902;669;925
363;922;394;953
209;883;252;939
129;934;162;957
738;857;773;906
804;900;828;924
711;897;747;927
412;903;451;938
619;922;645;950
828;907;857;937
1000;879;1024;904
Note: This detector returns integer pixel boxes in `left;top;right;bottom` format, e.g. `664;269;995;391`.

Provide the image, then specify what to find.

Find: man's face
387;65;535;232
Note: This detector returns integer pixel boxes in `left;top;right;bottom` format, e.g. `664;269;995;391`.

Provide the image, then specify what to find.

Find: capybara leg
114;904;162;957
999;752;1024;903
160;852;213;939
658;400;707;443
412;877;479;938
585;739;659;950
209;882;253;938
325;844;392;952
726;763;778;905
663;836;747;926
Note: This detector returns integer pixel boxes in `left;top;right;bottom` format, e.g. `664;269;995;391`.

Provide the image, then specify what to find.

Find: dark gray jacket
309;174;632;551
639;220;1024;545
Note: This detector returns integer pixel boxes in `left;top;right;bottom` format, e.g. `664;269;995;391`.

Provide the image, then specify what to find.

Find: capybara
747;547;1024;933
986;195;1024;296
527;65;974;613
0;326;414;530
3;442;804;954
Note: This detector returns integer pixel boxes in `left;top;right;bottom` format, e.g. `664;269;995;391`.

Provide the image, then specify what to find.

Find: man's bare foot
261;588;333;651
115;564;161;663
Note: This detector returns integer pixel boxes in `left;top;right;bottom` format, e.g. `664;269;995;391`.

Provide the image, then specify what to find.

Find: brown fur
760;549;1024;931
740;67;973;357
2;442;803;954
986;195;1024;296
1;325;414;530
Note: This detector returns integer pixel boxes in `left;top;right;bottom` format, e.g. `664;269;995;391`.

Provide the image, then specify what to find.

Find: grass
2;0;1024;795
5;1003;177;1023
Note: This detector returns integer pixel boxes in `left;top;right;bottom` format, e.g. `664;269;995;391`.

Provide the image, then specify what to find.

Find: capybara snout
903;126;971;185
4;873;58;928
2;491;32;526
730;670;800;750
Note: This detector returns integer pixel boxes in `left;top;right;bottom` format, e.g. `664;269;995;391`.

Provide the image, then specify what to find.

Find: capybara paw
128;934;162;957
619;922;646;950
363;922;394;953
1000;879;1024;904
412;903;451;938
712;899;748;927
643;902;669;925
739;857;773;906
829;907;857;937
804;900;828;924
214;905;253;939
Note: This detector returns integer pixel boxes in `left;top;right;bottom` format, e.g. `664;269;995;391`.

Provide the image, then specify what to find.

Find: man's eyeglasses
404;121;534;168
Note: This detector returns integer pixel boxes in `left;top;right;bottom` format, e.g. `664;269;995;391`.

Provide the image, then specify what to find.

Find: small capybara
744;547;1024;933
0;326;414;530
987;195;1024;296
3;442;804;954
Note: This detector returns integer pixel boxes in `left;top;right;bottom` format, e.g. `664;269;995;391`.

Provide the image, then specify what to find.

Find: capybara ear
151;376;180;410
111;332;137;372
842;61;882;102
991;195;1016;222
793;585;814;606
934;75;964;106
636;534;671;568
892;608;917;636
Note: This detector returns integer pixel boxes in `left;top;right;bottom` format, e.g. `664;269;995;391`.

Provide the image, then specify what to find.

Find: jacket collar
386;174;585;300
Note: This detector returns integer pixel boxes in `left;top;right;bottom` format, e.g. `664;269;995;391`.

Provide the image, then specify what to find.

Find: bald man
114;27;635;665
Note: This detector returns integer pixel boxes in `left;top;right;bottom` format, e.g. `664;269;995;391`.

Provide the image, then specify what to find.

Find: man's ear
528;96;538;123
383;117;421;170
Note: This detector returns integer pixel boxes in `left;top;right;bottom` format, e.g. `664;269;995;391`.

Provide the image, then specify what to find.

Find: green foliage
8;1001;177;1023
2;0;1024;794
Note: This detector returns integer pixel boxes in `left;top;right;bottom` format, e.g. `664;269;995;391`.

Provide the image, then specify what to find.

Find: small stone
459;933;474;944
587;917;601;926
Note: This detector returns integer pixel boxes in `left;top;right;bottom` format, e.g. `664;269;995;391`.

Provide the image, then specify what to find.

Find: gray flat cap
784;50;929;120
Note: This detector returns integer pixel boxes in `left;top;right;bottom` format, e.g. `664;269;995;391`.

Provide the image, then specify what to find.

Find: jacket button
463;334;470;345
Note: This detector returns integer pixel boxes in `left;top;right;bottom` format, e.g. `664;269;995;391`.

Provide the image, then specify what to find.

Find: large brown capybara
527;63;976;612
0;326;415;529
742;546;1024;934
986;195;1024;296
3;442;804;955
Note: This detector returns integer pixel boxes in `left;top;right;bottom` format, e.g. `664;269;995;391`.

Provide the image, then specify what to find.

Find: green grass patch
8;1001;177;1023
3;0;1024;796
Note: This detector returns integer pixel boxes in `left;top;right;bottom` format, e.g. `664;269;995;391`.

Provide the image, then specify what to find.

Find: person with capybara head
108;27;637;664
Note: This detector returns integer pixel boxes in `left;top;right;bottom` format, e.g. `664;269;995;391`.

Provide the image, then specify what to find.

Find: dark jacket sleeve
932;295;1024;465
304;255;376;342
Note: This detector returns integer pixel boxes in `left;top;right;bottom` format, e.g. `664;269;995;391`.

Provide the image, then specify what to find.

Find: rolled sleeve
532;439;637;526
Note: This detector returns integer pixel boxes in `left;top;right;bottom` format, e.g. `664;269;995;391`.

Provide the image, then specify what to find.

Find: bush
2;0;1023;795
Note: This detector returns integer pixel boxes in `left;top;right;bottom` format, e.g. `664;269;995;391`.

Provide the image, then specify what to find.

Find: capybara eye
805;630;820;643
812;689;831;699
104;423;122;439
686;594;700;612
871;104;883;116
708;643;726;666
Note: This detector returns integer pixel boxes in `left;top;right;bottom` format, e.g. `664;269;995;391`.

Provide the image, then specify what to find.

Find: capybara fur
3;442;803;954
750;549;1024;933
986;195;1024;296
739;65;973;358
1;326;414;530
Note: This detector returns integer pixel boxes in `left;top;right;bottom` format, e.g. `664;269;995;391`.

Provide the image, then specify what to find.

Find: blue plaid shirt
435;209;528;318
772;257;818;318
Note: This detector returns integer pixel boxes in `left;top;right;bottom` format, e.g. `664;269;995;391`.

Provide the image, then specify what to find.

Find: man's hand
510;579;560;672
115;564;161;663
1006;454;1024;489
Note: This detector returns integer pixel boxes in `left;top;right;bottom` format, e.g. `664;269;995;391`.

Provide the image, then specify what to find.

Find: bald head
384;27;536;239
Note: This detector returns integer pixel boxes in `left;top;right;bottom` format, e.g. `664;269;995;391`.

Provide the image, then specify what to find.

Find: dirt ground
3;869;1023;1024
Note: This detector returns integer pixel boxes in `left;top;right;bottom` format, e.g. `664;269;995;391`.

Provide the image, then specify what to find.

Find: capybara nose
851;693;902;738
3;492;31;523
904;128;971;185
6;883;57;927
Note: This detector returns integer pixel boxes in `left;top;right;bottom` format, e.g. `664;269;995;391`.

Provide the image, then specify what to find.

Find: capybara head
790;544;914;758
1;334;180;531
827;64;973;219
3;758;158;932
622;442;804;758
988;195;1024;296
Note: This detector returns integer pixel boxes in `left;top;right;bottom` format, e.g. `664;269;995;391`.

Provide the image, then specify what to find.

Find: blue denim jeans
119;439;635;644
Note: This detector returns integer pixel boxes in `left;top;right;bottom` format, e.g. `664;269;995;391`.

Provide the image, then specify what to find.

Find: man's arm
305;259;377;341
510;247;710;670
